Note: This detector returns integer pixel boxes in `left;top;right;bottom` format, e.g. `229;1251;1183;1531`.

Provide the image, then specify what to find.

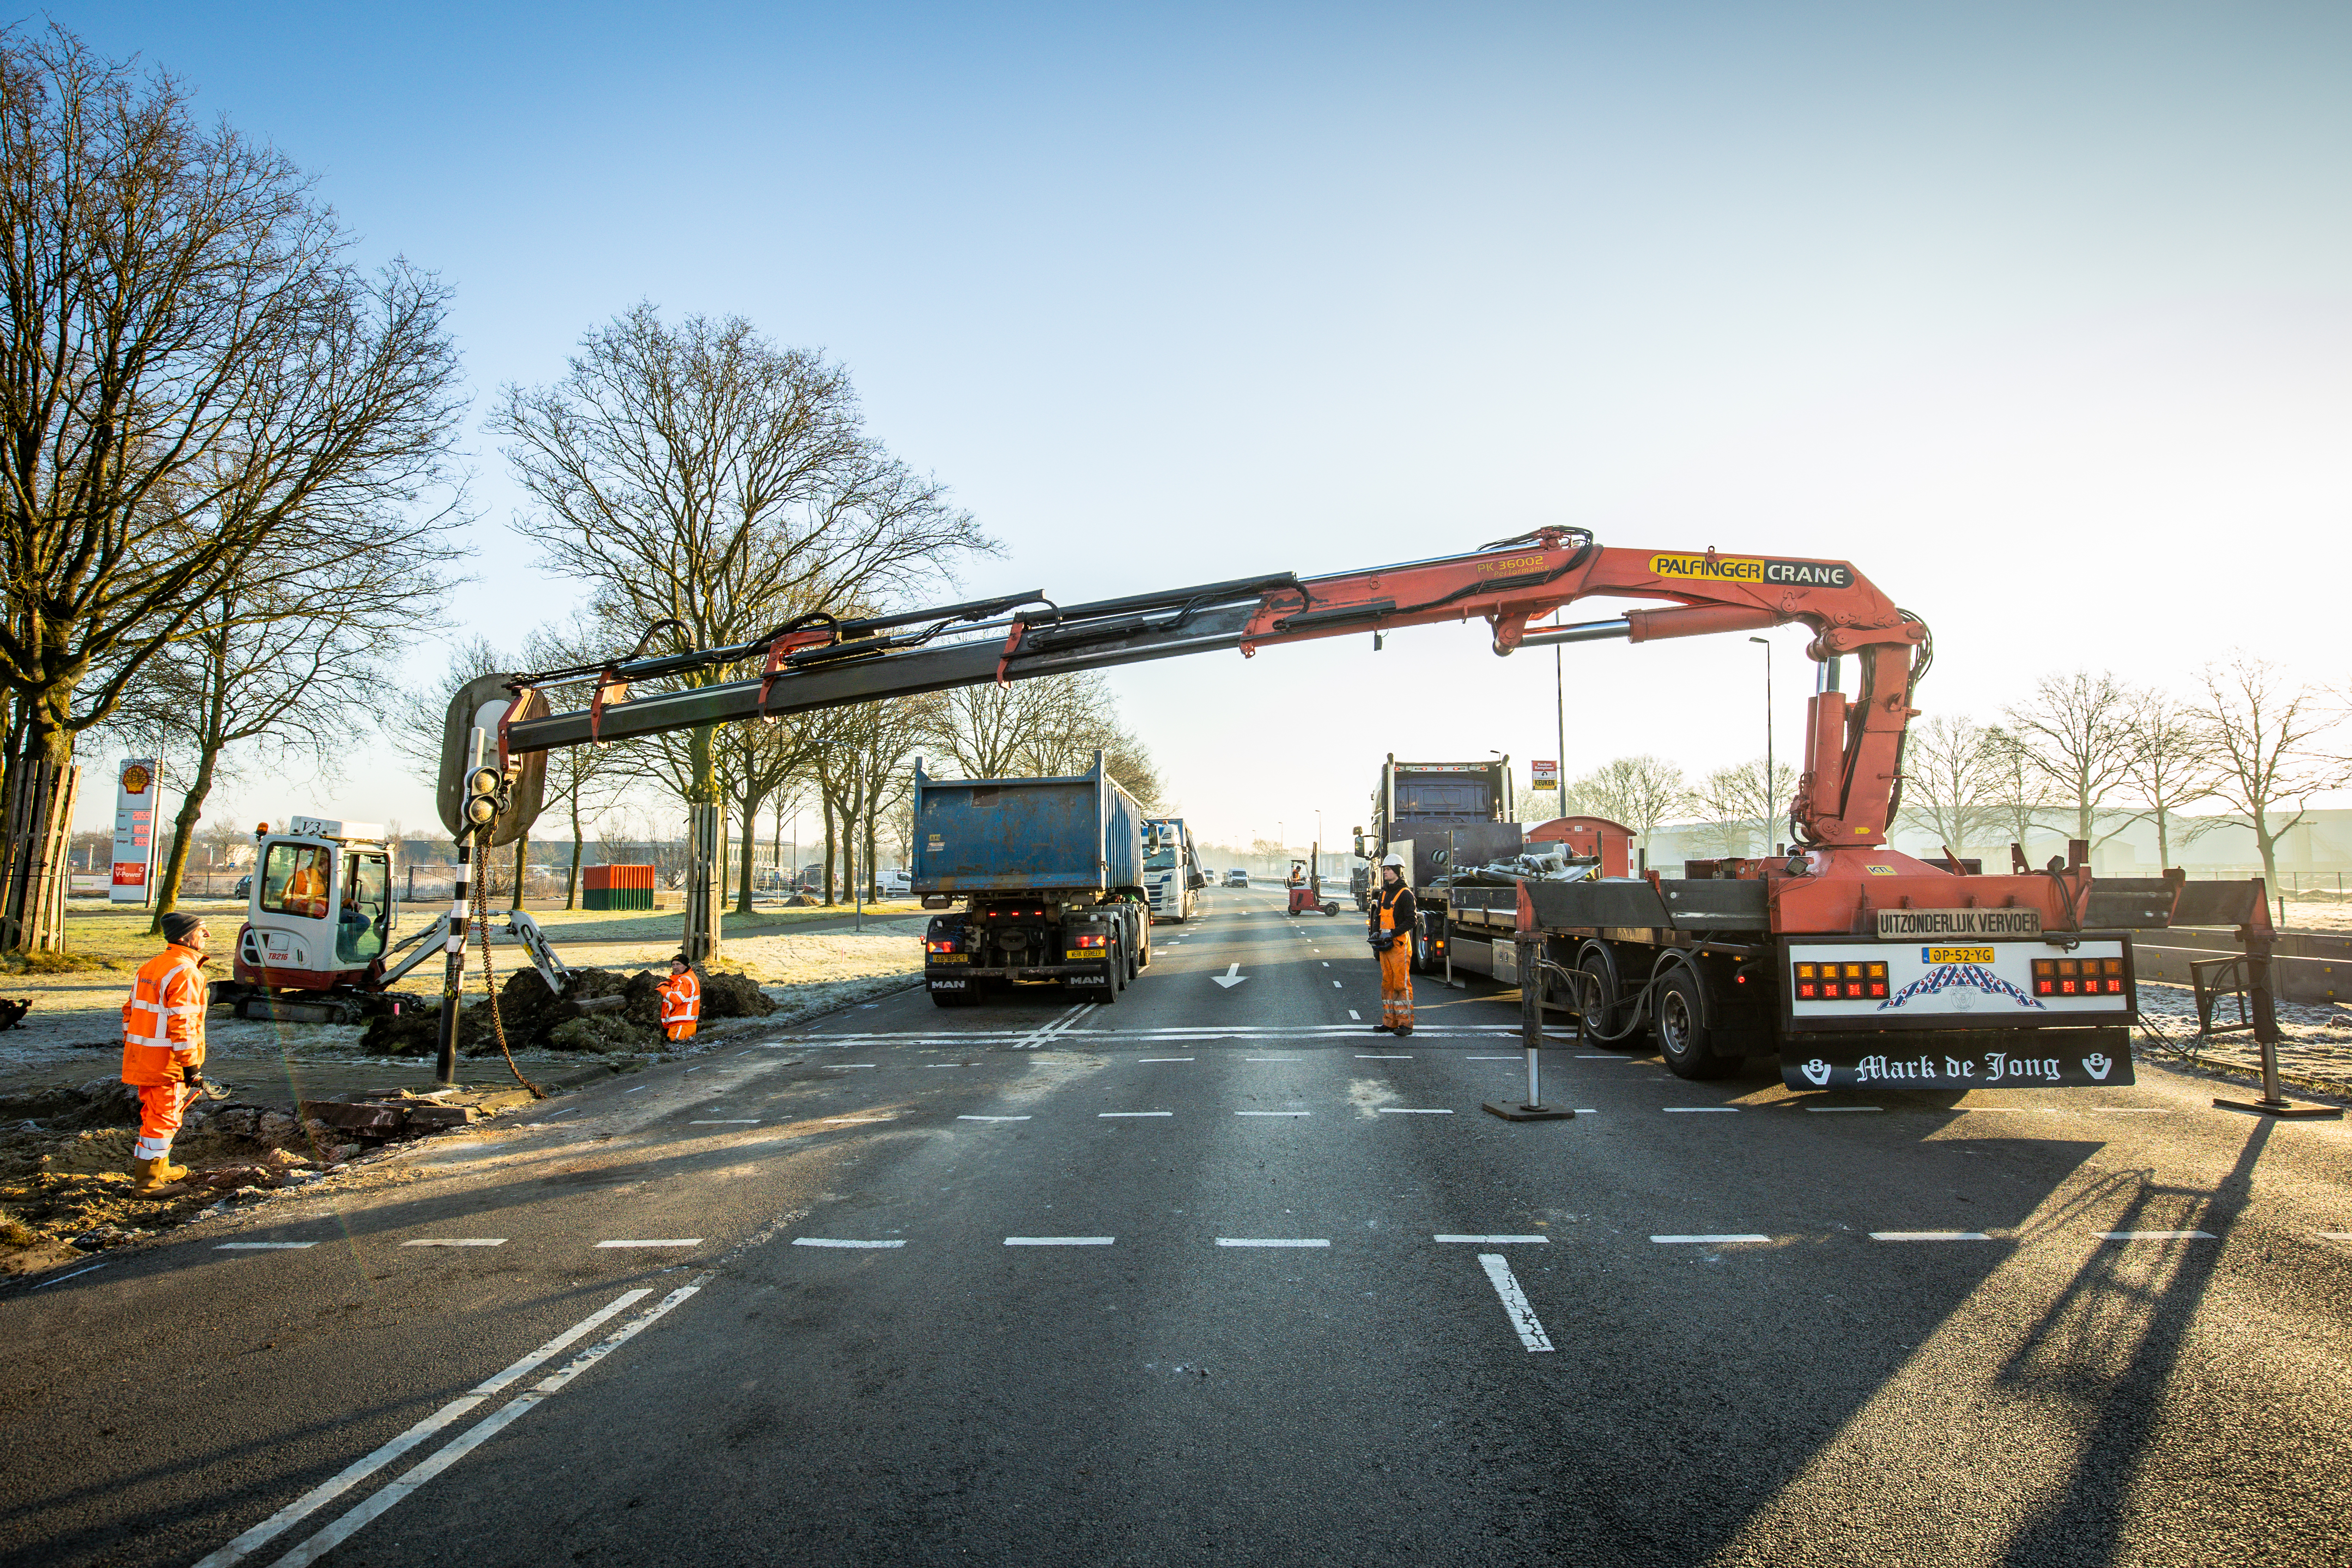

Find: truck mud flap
1781;1027;2134;1091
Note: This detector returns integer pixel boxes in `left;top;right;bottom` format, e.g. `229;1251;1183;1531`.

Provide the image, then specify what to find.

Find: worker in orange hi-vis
657;953;702;1043
1368;854;1417;1037
121;912;211;1191
284;848;328;919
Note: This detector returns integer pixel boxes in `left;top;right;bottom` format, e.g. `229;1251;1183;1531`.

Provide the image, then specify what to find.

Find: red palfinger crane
438;526;2184;1090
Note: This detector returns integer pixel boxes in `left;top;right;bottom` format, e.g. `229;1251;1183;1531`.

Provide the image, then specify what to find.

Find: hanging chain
470;830;545;1098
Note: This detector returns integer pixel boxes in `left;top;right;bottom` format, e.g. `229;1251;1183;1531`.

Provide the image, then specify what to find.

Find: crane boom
463;526;1926;851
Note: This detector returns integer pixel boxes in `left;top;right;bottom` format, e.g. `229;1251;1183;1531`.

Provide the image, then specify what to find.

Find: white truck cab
1143;817;1202;923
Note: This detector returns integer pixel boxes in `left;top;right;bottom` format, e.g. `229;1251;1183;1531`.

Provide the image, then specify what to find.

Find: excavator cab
235;817;396;992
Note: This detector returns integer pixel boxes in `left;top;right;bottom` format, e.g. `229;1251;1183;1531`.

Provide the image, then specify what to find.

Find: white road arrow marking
1212;963;1248;988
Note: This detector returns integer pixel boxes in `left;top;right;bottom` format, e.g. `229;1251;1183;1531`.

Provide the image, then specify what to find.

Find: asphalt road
6;885;2350;1567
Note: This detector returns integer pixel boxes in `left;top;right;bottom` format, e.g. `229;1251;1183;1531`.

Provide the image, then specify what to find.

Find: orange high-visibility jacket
285;857;328;918
122;945;207;1087
658;970;701;1027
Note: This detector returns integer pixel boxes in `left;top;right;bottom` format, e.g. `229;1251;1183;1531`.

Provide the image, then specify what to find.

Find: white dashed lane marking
1004;1236;1115;1247
1872;1231;1991;1242
595;1240;701;1249
1435;1235;1547;1245
793;1238;905;1249
688;1120;758;1125
1651;1234;1771;1245
958;1115;1031;1121
1136;1057;1195;1063
1664;1107;1740;1114
1477;1253;1554;1353
218;1242;315;1251
1216;1238;1330;1248
1806;1106;1882;1114
1236;1111;1311;1117
2096;1230;2216;1241
1379;1108;1453;1115
1358;1054;1411;1059
1100;1111;1172;1118
402;1239;506;1248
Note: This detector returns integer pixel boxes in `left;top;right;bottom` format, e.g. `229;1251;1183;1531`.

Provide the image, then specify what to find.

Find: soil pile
357;965;774;1057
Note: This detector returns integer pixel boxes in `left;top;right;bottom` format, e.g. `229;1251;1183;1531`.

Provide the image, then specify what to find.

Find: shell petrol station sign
111;758;159;904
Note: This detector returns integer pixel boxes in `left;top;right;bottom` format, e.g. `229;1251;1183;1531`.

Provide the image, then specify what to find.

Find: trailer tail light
2034;957;2125;997
925;939;960;954
1073;933;1108;949
1792;960;1887;999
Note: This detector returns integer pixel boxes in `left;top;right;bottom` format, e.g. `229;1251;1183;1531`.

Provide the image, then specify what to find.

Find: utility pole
1554;635;1567;820
1750;636;1774;855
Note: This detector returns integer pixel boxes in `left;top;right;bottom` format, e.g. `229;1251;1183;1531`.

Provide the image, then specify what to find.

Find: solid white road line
266;1282;701;1568
1477;1254;1554;1353
1236;1111;1310;1117
1099;1111;1172;1117
1435;1235;1548;1245
957;1114;1032;1121
793;1238;906;1249
217;1242;315;1250
1136;1057;1195;1063
29;1261;107;1289
194;1289;656;1568
1651;1234;1772;1244
1216;1238;1330;1247
1378;1108;1453;1114
1870;1231;1991;1241
1663;1107;1740;1114
2095;1230;2216;1240
400;1239;505;1248
1004;1236;1114;1246
624;1086;646;1093
594;1239;701;1248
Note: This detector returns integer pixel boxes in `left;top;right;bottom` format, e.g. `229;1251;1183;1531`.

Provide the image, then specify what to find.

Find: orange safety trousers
1377;940;1414;1027
135;1084;188;1162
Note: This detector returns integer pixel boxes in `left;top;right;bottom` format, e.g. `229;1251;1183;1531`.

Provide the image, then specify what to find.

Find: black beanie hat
162;911;203;944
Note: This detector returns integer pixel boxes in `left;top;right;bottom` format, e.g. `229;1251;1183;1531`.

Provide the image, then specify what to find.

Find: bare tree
105;535;454;929
1979;726;2063;863
0;28;466;949
1896;715;2005;860
2192;656;2343;888
2001;672;2138;848
2118;687;2219;872
1688;757;1799;858
1561;755;1688;848
492;305;992;813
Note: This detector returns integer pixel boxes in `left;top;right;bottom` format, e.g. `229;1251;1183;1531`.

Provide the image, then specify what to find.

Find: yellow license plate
931;953;969;964
1064;950;1097;962
1926;946;1995;965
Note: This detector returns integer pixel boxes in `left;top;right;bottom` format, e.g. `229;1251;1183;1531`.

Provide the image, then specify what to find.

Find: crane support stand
1486;937;1574;1122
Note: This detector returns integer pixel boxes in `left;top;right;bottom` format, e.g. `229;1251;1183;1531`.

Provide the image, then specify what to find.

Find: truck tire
930;984;981;1008
1654;964;1740;1080
1097;941;1124;1004
1575;942;1639;1046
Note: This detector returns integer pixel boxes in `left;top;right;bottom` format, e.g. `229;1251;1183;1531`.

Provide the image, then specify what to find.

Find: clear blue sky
54;2;2352;851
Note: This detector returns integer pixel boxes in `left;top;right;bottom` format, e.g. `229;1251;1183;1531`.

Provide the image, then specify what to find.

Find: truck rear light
1073;933;1108;949
1792;959;1886;999
926;939;960;954
2034;957;2125;997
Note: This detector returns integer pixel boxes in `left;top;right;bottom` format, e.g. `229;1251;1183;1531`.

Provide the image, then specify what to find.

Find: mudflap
1781;1027;2134;1092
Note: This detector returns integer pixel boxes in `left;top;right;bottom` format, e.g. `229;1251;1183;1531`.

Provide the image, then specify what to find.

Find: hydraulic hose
470;854;546;1098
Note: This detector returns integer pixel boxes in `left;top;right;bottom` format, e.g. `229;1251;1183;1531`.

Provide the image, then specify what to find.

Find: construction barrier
582;863;656;911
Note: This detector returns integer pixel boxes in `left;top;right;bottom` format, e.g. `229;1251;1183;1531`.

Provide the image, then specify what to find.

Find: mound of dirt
0;1126;341;1261
355;964;772;1057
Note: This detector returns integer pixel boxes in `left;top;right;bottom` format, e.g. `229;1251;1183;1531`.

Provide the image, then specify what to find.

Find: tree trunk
734;786;763;915
0;694;80;954
565;790;583;909
864;814;879;901
2155;805;2170;873
821;795;837;906
149;746;223;931
2254;816;2280;889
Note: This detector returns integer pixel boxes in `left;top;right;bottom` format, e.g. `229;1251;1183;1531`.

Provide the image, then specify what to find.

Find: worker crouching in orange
658;953;702;1042
1368;854;1416;1036
121;912;211;1192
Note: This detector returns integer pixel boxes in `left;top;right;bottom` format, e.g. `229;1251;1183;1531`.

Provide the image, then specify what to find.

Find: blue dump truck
912;751;1152;1007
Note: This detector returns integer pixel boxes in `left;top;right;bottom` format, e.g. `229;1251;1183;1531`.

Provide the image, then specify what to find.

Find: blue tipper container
911;751;1145;896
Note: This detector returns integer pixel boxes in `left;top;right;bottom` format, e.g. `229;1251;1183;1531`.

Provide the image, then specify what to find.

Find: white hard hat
1382;854;1405;867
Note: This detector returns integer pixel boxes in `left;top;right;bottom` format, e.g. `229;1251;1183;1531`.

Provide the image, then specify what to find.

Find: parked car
1224;869;1249;888
879;868;912;896
233;874;252;899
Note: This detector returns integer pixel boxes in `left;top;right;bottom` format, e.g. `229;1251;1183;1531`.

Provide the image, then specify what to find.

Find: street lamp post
1749;636;1774;855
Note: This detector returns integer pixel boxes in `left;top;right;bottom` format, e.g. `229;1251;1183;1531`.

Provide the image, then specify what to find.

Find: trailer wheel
1654;965;1740;1080
1574;942;1637;1045
1097;942;1124;1005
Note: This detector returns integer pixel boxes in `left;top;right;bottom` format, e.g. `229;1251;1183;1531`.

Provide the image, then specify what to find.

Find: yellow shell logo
121;764;151;794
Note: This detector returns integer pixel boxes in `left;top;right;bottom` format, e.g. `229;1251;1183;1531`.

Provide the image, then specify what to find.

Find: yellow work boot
127;1156;187;1193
